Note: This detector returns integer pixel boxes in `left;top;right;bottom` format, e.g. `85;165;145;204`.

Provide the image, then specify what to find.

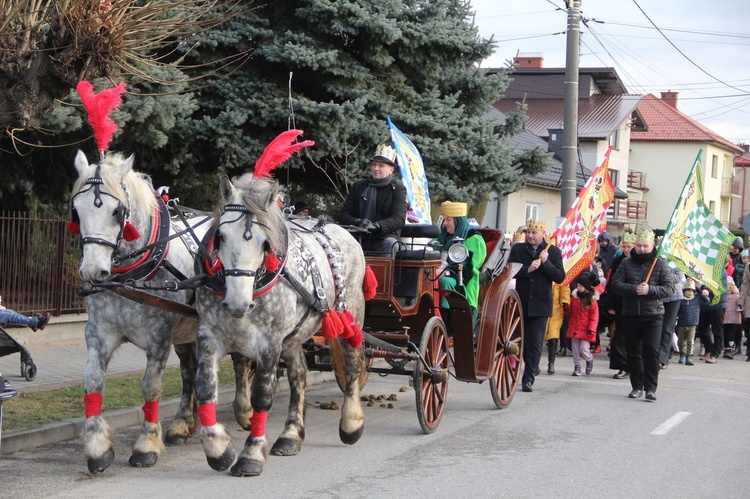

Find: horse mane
71;152;157;219
227;173;287;255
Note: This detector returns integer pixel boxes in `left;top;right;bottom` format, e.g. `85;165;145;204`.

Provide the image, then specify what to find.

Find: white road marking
651;411;691;435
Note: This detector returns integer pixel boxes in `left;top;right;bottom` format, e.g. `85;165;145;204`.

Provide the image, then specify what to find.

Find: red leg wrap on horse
198;402;217;427
142;400;159;423
84;392;103;418
250;411;268;437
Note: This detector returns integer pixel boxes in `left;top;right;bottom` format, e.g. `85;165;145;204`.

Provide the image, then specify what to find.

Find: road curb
1;371;334;455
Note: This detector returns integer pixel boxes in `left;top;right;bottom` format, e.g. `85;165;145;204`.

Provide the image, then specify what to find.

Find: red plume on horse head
252;129;315;179
76;81;127;155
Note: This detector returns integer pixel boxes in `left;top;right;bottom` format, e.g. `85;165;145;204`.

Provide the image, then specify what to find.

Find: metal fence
0;212;85;316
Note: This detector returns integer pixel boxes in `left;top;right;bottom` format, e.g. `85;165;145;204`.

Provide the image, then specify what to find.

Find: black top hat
292;201;309;214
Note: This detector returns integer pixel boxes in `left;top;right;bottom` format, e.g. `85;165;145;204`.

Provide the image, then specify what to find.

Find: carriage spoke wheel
414;317;449;434
490;290;523;409
329;338;372;393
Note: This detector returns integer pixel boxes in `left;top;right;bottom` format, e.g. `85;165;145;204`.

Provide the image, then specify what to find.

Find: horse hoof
164;432;190;446
230;457;264;477
339;424;364;445
270;437;301;456
128;451;158;468
206;446;236;472
87;447;115;474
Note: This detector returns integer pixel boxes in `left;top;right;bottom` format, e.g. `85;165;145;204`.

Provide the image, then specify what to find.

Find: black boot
547;339;557;375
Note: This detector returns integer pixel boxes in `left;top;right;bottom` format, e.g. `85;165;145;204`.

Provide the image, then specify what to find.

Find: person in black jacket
605;232;636;379
338;144;408;256
508;219;565;393
611;229;674;402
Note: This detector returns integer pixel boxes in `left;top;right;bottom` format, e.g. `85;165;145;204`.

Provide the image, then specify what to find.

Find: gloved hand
367;222;382;234
356;218;378;232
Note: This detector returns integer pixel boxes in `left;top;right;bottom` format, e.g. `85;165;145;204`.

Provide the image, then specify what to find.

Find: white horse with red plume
194;130;376;477
68;81;254;473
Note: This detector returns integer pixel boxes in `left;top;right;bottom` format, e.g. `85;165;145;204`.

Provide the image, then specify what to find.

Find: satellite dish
743;214;750;234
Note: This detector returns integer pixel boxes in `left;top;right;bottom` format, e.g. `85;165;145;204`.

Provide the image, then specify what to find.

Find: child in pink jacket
566;272;600;376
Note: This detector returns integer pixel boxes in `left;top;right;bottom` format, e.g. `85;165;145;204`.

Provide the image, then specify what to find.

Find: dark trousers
659;300;681;365
522;316;549;385
608;318;628;371
622;315;662;392
724;323;740;348
697;309;725;359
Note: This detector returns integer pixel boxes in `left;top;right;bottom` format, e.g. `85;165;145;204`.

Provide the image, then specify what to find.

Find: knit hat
576;272;596;293
732;236;744;250
440;201;468;217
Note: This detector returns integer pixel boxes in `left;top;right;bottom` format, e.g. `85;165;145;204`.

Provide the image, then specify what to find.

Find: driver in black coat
338;144;407;256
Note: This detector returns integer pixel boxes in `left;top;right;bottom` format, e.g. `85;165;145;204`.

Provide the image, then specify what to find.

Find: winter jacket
545;283;571;341
508;240;566;317
724;292;743;324
663;268;684;303
597;232;618;274
698;269;728;312
338;176;407;238
565;290;599;343
611;251;675;317
739;262;750;317
677;294;708;327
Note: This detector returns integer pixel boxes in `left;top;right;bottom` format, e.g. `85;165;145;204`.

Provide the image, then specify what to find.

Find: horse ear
267;181;280;209
74;150;90;176
114;153;135;177
219;176;238;204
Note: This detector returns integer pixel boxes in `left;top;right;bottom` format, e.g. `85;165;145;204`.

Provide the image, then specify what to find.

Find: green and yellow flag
657;150;733;303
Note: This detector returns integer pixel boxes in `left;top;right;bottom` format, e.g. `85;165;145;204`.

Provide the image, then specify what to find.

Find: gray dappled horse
195;174;366;477
70;150;253;473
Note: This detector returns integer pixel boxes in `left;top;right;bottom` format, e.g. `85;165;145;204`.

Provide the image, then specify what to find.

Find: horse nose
221;299;255;318
79;268;111;282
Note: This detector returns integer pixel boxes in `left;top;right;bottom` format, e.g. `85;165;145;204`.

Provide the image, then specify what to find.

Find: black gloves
356;218;381;234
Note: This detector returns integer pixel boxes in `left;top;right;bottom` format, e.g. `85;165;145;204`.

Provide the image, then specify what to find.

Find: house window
609;169;620;188
711;155;718;178
525;203;541;223
608;129;620;150
709;200;716;213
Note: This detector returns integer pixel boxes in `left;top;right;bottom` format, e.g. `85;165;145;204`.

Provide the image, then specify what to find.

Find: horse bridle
214;203;265;279
70;163;130;252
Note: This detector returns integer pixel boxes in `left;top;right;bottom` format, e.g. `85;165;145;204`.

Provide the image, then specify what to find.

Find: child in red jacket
566;272;600;376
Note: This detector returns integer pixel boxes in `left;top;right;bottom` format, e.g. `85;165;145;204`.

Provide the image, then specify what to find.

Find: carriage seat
397;224;441;261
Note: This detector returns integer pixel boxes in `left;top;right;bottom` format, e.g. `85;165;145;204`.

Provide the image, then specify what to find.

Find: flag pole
643;257;658;284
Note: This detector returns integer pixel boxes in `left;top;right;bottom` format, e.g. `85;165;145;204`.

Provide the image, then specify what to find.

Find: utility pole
561;0;581;216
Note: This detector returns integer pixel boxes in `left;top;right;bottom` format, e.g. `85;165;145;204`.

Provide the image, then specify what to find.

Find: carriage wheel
414;317;449;434
22;360;37;381
490;290;523;409
329;339;372;393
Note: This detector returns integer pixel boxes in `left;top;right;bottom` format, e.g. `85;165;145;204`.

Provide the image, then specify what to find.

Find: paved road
1;349;749;498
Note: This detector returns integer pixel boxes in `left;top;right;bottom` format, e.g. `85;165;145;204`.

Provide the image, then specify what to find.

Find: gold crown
636;228;655;242
622;232;637;243
527;219;545;232
372;144;397;166
512;231;526;243
440;201;467;217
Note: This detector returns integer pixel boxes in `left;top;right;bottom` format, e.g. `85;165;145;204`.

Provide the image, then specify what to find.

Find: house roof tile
631;94;743;153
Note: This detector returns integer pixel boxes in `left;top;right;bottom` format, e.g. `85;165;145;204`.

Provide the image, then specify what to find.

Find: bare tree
0;0;242;132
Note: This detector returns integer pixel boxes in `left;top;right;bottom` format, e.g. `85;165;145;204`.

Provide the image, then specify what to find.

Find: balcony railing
628;170;647;190
721;177;741;197
607;198;648;222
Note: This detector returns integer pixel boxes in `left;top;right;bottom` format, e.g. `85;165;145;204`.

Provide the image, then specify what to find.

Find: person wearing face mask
339;144;408;256
611;229;675;402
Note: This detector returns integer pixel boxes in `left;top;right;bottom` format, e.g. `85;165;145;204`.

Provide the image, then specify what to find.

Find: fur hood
572;288;600;301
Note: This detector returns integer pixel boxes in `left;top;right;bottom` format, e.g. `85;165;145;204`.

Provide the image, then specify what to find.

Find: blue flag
387;117;432;224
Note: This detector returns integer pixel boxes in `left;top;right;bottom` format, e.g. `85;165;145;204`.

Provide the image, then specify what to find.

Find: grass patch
2;358;237;432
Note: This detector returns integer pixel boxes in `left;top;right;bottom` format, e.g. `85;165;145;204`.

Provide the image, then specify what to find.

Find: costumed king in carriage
436;201;487;327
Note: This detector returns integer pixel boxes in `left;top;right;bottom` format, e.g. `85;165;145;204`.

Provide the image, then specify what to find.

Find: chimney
514;52;543;68
547;128;564;160
660;91;679;109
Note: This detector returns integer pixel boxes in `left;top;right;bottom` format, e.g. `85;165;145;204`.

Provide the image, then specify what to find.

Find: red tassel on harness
198;402;217;427
265;253;281;273
363;266;378;300
320;309;344;339
340;310;364;349
67;221;81;234
84;392;103;418
142;400;159;423
122;221;141;241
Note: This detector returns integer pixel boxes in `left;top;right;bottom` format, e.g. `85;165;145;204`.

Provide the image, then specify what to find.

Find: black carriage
311;224;524;433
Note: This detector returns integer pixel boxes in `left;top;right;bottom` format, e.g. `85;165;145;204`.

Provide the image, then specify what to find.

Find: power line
631;0;750;96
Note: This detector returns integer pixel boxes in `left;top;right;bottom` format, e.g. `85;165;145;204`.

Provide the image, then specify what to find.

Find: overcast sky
470;0;750;145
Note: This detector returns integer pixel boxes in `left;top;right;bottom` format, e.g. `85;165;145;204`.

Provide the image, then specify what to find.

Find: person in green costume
436;201;487;326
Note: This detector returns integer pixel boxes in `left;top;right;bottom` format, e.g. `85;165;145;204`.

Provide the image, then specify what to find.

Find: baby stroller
0;324;37;381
